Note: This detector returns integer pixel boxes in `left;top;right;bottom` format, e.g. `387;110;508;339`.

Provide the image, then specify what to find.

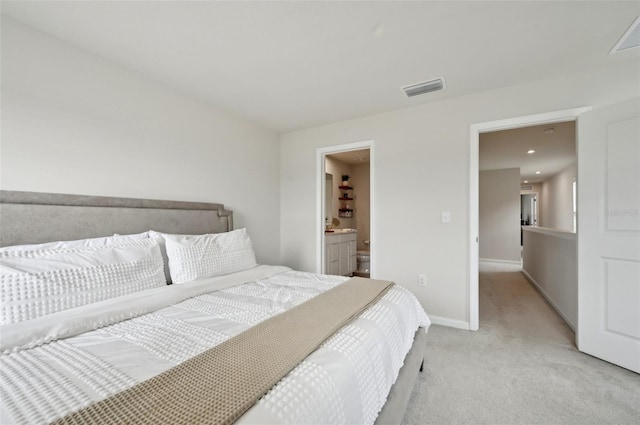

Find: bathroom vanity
325;230;357;276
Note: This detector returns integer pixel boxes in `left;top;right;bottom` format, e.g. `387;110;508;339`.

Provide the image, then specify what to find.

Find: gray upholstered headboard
0;191;233;247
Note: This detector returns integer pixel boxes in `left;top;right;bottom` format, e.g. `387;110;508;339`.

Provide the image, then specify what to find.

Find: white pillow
0;232;149;257
163;228;257;284
0;238;165;325
148;230;192;284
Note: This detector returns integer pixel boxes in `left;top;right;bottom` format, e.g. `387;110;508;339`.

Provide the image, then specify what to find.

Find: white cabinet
326;242;340;275
325;232;357;276
348;239;357;273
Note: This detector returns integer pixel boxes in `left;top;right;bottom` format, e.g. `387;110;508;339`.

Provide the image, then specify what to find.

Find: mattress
1;266;430;424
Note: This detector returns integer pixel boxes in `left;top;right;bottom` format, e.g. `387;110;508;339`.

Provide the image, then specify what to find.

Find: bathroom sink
326;228;356;233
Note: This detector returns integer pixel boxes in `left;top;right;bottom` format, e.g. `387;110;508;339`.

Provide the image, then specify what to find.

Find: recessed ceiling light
535;171;541;175
544;128;554;134
524;180;529;183
527;149;535;154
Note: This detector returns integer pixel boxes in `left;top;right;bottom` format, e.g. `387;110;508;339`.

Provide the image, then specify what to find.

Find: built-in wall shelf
338;185;353;217
338;186;353;218
338;208;353;218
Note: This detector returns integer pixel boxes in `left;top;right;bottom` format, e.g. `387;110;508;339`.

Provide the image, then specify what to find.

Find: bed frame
0;190;425;424
0;190;233;247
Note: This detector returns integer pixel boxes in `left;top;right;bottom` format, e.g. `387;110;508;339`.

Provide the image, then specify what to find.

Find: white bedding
0;266;430;425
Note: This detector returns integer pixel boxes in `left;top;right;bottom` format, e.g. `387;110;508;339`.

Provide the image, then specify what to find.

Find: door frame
469;107;591;331
520;191;539;226
316;140;375;275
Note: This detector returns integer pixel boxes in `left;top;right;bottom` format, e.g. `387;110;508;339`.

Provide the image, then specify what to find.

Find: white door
578;97;640;373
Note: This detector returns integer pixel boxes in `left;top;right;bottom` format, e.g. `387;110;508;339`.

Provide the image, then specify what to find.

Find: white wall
0;17;281;265
479;168;521;262
541;163;576;230
522;228;577;330
351;163;370;251
280;59;639;327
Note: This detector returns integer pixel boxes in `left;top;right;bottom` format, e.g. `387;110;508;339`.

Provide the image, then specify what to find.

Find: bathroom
324;149;370;277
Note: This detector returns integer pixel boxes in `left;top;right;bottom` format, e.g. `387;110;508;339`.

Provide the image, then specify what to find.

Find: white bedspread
0;267;430;425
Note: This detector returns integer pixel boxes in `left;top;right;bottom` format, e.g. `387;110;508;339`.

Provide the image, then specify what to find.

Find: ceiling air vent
402;78;445;98
520;185;533;191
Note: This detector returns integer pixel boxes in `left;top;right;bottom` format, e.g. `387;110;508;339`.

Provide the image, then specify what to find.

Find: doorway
520;193;538;227
316;140;375;276
520;192;538;249
469;107;591;331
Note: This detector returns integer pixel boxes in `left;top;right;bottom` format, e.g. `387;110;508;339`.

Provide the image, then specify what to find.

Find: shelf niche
338;185;354;217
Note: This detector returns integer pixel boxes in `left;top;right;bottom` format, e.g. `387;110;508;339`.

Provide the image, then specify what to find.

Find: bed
0;190;430;425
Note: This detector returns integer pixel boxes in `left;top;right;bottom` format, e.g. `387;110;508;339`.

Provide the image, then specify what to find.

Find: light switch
441;211;451;224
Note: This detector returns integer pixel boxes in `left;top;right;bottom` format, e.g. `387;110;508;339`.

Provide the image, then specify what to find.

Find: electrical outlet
417;274;426;287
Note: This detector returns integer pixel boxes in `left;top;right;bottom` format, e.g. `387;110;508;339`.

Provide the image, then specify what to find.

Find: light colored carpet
402;267;640;425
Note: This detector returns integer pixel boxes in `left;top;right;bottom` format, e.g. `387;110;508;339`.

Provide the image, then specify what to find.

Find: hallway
479;262;574;348
402;265;640;425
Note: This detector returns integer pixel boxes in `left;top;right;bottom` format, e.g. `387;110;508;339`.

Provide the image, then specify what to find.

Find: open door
578;97;640;373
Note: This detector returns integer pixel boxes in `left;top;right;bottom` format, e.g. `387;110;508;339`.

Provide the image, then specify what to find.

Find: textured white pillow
0;238;165;325
164;228;258;284
148;230;193;284
0;232;149;257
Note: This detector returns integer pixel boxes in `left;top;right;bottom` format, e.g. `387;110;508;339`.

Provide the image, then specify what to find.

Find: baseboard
521;269;576;331
479;258;522;266
428;315;471;330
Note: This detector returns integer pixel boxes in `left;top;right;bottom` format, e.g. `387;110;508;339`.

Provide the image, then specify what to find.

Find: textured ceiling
2;1;639;132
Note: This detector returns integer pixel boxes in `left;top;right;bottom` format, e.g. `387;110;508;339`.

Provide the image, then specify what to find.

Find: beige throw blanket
54;276;394;425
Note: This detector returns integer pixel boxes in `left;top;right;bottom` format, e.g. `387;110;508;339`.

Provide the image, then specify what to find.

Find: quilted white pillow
148;230;193;284
0;232;150;256
0;238;165;325
164;228;257;284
